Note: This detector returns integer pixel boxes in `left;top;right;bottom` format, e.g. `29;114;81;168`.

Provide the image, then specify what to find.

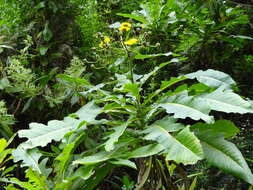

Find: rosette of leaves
9;60;253;189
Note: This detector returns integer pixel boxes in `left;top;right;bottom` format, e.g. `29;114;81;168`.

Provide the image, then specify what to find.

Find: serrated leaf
200;89;253;114
104;123;128;152
12;145;42;173
185;69;236;89
197;133;253;185
17;102;101;149
159;91;213;123
18;120;76;149
143;126;204;164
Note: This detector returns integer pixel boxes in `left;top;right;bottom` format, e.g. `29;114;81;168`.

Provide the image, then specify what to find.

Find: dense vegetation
0;0;253;189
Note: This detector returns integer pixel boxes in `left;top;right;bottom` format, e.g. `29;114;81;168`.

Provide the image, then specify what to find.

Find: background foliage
0;0;253;189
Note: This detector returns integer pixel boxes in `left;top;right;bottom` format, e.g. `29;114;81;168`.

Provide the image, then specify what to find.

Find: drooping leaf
197;133;253;185
159;91;213;123
143;126;204;164
73;151;112;165
200;89;253;114
185;69;236;89
110;159;137;169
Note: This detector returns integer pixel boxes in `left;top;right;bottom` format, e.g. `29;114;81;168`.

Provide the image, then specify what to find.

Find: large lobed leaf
17;102;101;149
185;69;236;89
12;145;42;173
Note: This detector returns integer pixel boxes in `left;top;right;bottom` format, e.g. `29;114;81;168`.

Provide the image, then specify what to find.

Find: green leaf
73;151;112;165
39;46;48;55
74;101;102;123
200;89;253;114
197;133;253;185
159;91;213;123
146;76;188;103
123;83;140;102
104;123;128;152
12;145;42;173
143;126;204;164
110;159;137;169
116;13;148;24
42;21;53;42
55;133;85;176
152;116;184;132
18;119;77;149
17;102;101;149
185;69;236;89
73;165;95;180
189;177;197;190
192;120;239;138
57;74;91;86
83;164;113;190
230;35;253;40
128;144;164;158
135;52;173;59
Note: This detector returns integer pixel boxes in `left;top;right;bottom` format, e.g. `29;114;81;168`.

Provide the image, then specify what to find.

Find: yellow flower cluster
99;36;111;48
119;22;131;32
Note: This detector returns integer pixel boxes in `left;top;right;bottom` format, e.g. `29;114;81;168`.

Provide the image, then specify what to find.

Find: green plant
8;43;253;189
0;101;15;139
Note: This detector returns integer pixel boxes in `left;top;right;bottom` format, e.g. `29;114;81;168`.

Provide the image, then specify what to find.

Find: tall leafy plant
8;35;253;189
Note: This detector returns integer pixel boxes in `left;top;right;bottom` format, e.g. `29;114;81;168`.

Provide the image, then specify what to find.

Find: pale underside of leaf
200;89;253;114
198;133;253;185
185;69;236;89
159;91;213;123
144;126;203;164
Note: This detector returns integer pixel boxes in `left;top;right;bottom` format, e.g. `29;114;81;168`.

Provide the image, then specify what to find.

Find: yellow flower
118;22;131;32
124;38;138;46
104;36;111;43
121;22;131;28
119;26;130;31
99;41;104;48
